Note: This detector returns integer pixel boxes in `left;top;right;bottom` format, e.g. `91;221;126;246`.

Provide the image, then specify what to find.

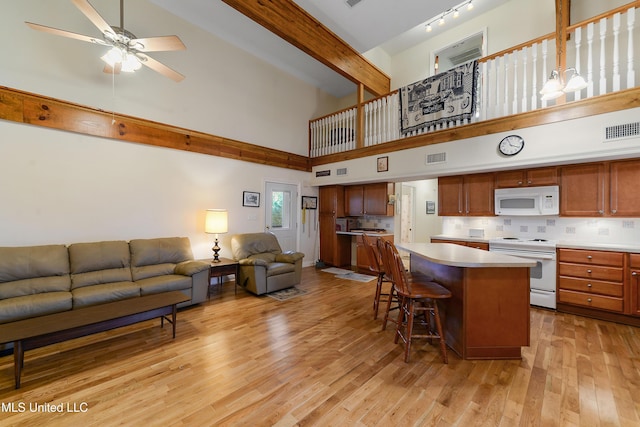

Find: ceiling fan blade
72;0;114;36
25;22;108;45
139;54;185;82
103;63;122;74
129;35;186;52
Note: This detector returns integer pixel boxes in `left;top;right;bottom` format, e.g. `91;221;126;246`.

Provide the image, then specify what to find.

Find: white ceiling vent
426;152;447;165
345;0;363;7
336;167;348;176
604;122;640;142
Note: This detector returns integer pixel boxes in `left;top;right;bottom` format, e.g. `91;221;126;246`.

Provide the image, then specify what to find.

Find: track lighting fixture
424;0;476;33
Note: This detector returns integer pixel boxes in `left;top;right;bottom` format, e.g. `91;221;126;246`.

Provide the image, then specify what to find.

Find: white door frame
264;179;300;252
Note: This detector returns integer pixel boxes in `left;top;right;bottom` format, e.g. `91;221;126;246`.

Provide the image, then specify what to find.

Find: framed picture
242;191;260;207
377;156;388;172
301;196;317;210
426;200;436;214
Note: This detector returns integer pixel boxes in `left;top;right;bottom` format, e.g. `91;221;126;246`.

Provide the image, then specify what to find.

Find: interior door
265;181;298;252
400;185;415;244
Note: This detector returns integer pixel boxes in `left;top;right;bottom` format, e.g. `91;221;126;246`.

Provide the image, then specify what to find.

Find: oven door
489;248;557;309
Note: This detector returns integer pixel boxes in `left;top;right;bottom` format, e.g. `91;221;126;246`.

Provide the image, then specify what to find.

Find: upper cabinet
495;167;558;188
560;159;640;217
345;182;394;216
438;173;494;216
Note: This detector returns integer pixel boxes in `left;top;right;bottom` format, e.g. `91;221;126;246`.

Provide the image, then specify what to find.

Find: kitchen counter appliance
489;237;557;309
494;185;559;216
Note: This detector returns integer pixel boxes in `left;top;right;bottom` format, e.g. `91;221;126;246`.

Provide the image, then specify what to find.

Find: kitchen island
397;243;536;360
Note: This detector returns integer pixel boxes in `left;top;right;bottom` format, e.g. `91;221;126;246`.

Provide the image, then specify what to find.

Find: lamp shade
205;209;228;234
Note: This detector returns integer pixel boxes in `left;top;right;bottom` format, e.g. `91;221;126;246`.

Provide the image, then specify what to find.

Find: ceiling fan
25;0;186;82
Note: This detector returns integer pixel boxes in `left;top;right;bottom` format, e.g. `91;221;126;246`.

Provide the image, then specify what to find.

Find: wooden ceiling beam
221;0;391;96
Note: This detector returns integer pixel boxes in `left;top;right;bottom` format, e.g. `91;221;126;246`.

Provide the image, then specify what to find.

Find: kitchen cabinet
560;159;640;217
495;167;558;188
345;182;394;216
559;163;607;216
438;173;494;216
557;248;625;314
319;186;350;267
356;234;394;270
630;254;640;316
430;238;488;251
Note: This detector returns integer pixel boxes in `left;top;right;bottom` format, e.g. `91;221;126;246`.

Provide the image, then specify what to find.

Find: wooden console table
0;291;189;389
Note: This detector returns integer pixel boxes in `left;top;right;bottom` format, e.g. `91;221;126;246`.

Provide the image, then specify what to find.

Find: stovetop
488;237;557;252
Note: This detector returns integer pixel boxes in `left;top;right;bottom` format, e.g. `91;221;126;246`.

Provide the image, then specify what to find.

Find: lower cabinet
557;248;625;313
630;254;640;316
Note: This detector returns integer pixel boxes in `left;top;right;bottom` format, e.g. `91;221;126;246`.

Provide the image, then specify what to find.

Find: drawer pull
587;255;592;259
633;272;638;276
587;283;592;287
587;298;592;303
587;269;592;274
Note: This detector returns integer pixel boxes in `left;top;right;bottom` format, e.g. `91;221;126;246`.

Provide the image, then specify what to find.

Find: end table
208;257;239;297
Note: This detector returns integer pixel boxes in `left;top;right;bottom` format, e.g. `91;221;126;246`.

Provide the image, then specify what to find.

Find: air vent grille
336;168;348;176
449;48;483;66
346;0;362;7
604;122;640;141
426;152;447;165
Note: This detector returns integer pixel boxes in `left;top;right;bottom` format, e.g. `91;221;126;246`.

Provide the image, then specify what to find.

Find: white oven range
488;237;557;309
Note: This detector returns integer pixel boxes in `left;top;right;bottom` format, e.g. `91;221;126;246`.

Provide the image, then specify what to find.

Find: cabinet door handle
611;209;617;214
527;180;532;184
587;298;592;303
517;181;523;185
633;271;638;276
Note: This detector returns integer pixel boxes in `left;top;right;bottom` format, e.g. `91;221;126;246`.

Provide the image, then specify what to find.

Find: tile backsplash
441;216;640;244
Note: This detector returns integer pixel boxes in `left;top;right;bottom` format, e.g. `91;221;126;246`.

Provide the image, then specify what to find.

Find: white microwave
494;185;559;216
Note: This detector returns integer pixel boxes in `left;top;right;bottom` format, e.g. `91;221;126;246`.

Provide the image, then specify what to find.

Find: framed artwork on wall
377;156;388;172
301;196;317;209
243;191;260;207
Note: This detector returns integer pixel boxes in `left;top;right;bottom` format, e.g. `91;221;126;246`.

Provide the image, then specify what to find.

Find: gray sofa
231;233;304;295
0;237;210;325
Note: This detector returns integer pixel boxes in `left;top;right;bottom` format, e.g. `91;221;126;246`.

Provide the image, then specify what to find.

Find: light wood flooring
1;267;639;426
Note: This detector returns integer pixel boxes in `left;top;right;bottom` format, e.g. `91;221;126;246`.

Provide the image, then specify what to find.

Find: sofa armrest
238;258;268;267
174;260;210;276
275;252;304;264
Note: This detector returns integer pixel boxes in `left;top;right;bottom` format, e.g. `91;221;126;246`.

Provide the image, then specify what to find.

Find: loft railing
309;2;639;158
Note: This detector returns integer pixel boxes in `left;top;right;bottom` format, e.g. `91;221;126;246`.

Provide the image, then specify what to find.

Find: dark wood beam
221;0;390;96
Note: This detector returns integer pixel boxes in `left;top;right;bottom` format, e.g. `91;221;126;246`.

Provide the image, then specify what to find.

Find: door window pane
271;191;291;229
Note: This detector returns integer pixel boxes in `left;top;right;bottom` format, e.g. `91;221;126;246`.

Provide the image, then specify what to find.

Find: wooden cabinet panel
559;163;607;216
558;277;623;297
356;234;393;270
630;254;640;268
609;159;640;216
319;186;349;267
631;254;640;316
319;185;344;216
558;249;624;267
344;183;393;216
438;174;494;216
438;176;464;216
495;167;558;188
558;289;624;312
558;263;623;282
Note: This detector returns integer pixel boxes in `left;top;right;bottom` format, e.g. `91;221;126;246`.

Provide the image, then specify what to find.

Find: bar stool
361;233;391;320
384;240;452;363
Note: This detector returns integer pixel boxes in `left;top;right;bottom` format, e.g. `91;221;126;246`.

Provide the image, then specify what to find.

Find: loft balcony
309;3;640;166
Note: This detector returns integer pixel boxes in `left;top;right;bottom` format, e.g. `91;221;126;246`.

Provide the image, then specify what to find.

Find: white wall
0;0;333;264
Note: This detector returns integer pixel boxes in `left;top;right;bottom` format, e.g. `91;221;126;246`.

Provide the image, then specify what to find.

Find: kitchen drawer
557;249;624;267
558;263;624;281
630;253;640;269
558;289;624;312
558;277;623;297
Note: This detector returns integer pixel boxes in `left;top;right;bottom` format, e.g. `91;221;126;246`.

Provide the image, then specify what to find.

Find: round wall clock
498;135;525;156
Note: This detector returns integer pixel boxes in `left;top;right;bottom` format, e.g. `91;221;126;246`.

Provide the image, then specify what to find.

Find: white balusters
512;51;519;114
531;43;538;110
628;7;636;88
574;26;583;101
541;39;549;108
587;22;595;97
613;13;621;91
521;47;529;113
599;17;608;95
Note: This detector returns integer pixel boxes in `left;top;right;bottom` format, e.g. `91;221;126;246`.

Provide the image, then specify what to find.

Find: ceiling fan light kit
25;0;186;82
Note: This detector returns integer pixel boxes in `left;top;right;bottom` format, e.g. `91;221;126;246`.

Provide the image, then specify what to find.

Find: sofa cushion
0;292;72;324
137;275;192;296
266;262;296;277
231;233;282;260
129;237;193;281
72;282;140;309
0;245;71;299
69;241;132;289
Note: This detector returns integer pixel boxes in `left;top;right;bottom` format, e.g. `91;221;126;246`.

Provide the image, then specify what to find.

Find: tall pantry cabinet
319;186;350;267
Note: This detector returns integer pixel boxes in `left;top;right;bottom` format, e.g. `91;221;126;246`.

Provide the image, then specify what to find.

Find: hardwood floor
1;267;639;426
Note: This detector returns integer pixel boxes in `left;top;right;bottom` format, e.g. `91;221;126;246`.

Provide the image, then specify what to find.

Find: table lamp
205;209;228;262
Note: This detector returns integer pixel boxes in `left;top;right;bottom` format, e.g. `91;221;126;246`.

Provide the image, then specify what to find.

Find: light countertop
397;242;537;268
430;234;489;244
336;231;394;237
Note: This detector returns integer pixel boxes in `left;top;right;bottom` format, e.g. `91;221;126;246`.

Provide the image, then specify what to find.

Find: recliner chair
230;233;304;295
